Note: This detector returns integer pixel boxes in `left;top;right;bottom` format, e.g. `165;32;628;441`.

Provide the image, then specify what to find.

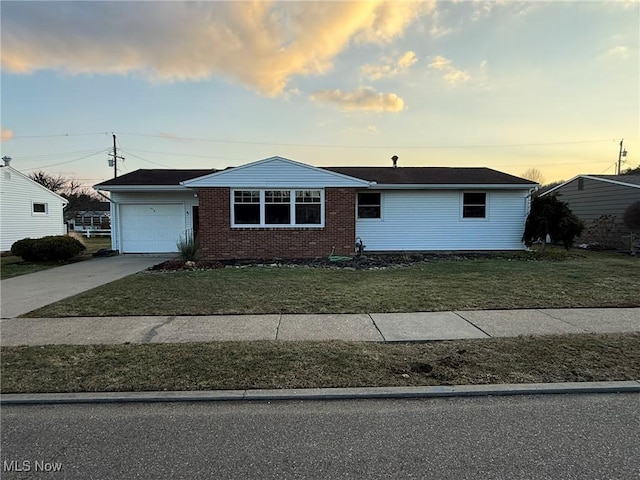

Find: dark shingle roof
95;169;216;187
94;166;535;188
324;167;534;185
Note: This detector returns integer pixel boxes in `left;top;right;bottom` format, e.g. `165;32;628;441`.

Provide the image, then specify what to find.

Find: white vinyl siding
356;189;530;251
0;167;67;252
183;157;369;188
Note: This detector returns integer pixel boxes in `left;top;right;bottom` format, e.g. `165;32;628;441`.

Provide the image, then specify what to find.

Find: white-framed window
32;202;48;215
232;189;324;227
233;190;260;225
462;192;487;219
357;192;381;219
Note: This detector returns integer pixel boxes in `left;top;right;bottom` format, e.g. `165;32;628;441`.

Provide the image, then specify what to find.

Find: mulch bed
146;250;585;272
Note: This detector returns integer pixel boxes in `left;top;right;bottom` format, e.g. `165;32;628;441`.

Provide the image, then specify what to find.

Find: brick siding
197;187;356;259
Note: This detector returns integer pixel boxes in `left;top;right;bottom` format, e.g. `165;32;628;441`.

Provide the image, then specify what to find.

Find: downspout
523;187;538;251
94;189;120;253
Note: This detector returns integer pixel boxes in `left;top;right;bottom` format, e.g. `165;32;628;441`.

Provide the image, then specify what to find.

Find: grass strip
2;333;638;394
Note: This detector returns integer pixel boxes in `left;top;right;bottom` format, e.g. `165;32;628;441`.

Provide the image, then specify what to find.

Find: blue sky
1;1;638;187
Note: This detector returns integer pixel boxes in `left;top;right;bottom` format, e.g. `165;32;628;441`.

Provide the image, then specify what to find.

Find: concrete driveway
0;254;173;318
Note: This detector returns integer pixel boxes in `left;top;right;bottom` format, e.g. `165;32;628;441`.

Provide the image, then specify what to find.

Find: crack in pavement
537;309;591;332
274;314;283;340
454;312;492;338
368;314;387;342
142;316;177;343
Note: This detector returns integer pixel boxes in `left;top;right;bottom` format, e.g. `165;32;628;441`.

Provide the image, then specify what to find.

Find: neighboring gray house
541;174;640;249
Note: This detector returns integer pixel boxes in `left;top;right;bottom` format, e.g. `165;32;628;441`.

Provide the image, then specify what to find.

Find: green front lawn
1;236;111;280
25;250;640;317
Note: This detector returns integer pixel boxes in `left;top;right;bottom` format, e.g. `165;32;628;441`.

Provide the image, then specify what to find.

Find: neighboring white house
0;161;69;252
66;202;111;237
95;156;538;257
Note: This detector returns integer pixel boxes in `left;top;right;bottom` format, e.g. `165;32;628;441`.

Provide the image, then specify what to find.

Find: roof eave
540;174;640;197
367;183;538;190
582;175;640;189
93;185;190;192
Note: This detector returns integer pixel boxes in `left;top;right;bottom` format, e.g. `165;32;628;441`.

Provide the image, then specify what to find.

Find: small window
234;190;260;225
357;192;381;219
32;202;48;215
578;178;584;190
463;192;486;218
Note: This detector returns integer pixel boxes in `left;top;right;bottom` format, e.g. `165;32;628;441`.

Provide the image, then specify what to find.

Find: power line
21;150;110;171
119;150;173;168
17;148;110;163
116;132;615;150
9;132;111;139
124;148;251;162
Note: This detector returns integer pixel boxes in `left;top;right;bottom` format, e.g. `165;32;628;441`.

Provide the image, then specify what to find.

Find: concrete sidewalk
1;308;638;346
0;254;174;319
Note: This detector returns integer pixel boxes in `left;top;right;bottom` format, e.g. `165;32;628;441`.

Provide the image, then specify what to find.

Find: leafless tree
27;170;68;194
27;170;102;219
521;168;545;185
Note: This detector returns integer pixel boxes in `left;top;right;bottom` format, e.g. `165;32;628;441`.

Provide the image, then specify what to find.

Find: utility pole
108;134;125;178
617;139;627;175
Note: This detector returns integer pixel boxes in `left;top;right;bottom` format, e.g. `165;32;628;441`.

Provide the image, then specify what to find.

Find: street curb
2;381;639;405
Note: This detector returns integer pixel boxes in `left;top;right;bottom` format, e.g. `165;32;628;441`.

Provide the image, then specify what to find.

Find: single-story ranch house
94;156;538;258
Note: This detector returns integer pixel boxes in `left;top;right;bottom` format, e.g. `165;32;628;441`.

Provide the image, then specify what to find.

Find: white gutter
93;185;190;192
365;183;538;190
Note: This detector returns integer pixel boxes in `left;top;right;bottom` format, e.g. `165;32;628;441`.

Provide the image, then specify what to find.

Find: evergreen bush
11;236;86;262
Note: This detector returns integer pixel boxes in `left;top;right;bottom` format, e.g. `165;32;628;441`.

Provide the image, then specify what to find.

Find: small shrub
584;215;617;249
177;232;200;261
10;238;36;259
11;236;86;262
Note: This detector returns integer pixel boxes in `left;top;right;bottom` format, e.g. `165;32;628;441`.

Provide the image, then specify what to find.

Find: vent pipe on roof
391;155;398;168
2;156;12;167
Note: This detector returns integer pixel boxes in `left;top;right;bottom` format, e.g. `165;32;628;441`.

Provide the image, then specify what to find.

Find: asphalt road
2;394;638;479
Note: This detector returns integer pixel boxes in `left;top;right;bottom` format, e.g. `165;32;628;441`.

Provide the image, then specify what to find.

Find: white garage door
120;204;185;253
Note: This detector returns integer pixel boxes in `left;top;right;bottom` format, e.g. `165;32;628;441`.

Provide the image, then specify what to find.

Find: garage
119;203;186;253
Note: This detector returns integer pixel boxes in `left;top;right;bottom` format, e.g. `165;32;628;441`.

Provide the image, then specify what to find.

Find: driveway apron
0;254;172;318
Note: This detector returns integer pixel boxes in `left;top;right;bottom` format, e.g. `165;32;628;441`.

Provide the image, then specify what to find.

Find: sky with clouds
1;0;638;187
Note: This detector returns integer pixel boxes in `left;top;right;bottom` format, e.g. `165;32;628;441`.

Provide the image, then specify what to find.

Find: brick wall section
197;187;356;259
